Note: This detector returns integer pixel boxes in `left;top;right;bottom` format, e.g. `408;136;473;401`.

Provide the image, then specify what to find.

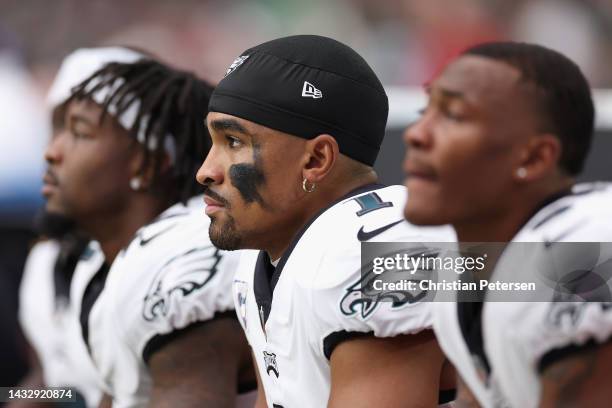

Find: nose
403;113;433;151
44;132;64;165
196;146;224;186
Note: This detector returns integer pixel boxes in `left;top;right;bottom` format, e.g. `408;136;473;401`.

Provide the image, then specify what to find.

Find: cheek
69;150;130;201
436;126;492;180
438;129;514;204
229;163;266;205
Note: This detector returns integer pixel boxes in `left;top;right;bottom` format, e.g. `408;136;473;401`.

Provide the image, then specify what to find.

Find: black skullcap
209;35;388;166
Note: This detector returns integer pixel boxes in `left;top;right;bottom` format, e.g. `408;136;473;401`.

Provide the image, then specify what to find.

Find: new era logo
302;81;322;99
225;55;249;77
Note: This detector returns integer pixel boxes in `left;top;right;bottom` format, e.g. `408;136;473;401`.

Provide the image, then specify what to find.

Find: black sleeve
537;338;604;374
322;330;373;360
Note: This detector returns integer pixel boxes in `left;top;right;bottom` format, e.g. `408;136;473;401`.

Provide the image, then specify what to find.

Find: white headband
47;47;176;162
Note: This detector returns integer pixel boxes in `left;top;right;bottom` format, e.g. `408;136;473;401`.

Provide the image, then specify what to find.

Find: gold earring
302;178;316;193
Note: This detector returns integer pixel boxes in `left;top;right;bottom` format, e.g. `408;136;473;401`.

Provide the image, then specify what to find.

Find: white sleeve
529;208;612;372
133;245;239;363
308;249;434;360
18;241;60;352
534;302;612;373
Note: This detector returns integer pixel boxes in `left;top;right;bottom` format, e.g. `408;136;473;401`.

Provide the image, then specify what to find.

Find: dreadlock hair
71;59;214;203
463;42;594;176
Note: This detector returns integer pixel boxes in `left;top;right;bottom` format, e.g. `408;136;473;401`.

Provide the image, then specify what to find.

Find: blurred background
1;0;611;389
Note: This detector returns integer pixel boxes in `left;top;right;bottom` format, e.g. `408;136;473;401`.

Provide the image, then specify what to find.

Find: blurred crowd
4;0;612;218
1;0;612;390
5;0;612;89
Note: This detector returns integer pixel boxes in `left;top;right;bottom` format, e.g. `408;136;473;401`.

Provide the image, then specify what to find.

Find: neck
82;197;171;263
265;171;377;261
454;180;573;242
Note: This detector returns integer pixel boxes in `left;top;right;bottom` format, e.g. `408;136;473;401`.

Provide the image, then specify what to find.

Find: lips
203;190;228;216
43;171;59;186
403;159;438;182
42;170;59;197
204;195;223;207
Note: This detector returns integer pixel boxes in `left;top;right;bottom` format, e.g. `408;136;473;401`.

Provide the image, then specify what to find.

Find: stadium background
0;0;611;390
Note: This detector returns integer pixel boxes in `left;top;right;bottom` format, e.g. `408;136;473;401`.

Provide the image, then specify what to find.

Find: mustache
202;186;230;207
404;152;437;176
44;168;59;184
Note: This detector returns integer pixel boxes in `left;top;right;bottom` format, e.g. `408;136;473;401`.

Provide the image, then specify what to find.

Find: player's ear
302;134;339;183
128;145;165;191
514;134;562;183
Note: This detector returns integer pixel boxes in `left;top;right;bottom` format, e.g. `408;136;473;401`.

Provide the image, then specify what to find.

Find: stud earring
516;167;527;179
130;177;142;191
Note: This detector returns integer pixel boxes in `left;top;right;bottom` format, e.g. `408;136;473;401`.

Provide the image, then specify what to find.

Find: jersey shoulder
106;199;239;360
519;182;612;241
486;300;612;380
295;185;455;287
501;183;612;373
19;240;61;345
287;186;453;346
20;240;61;304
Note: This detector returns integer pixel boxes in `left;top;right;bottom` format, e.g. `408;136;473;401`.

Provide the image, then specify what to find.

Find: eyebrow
209;118;249;135
425;83;466;102
438;87;465;100
69;113;96;127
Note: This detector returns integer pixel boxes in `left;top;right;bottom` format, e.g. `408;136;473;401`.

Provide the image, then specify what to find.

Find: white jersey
433;182;612;408
75;196;247;407
19;240;105;407
232;185;456;408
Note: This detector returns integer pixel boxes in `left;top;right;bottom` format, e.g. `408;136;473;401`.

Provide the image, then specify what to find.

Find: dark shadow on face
228;142;268;208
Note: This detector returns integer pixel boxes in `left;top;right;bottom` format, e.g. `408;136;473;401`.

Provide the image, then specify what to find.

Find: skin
44;98;166;261
197;111;377;260
253;354;267;408
44;99;253;408
197;112;448;406
403;55;569;242
454;375;482;408
328;331;450;408
147;318;253;408
402;55;599;406
539;342;612;408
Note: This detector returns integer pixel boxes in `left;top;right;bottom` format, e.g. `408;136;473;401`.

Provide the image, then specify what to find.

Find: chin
208;220;243;251
44;201;69;218
404;203;445;226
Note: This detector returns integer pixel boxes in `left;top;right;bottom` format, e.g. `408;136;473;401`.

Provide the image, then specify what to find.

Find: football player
17;47;145;408
43;49;255;407
197;35;456;407
403;41;612;407
17;214;103;408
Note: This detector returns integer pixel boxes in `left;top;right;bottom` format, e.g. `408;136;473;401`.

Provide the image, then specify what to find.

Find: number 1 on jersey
353;192;393;217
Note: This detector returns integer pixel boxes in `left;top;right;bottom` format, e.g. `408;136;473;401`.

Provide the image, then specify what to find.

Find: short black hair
71;59;214;202
463;42;594;176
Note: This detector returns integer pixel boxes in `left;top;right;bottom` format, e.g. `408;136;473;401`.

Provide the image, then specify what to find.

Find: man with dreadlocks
18;47;144;408
42;48;255;407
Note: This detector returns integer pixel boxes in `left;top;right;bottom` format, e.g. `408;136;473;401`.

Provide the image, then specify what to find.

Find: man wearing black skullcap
197;35;456;407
